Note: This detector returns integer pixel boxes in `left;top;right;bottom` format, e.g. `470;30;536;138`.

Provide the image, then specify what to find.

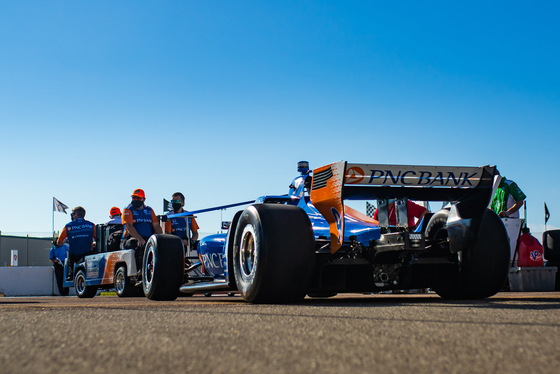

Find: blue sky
0;1;558;239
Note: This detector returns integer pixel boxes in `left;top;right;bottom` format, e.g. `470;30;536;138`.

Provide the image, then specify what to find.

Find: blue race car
142;161;510;303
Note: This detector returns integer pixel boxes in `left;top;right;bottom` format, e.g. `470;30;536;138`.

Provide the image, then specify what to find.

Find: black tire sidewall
142;235;184;301
462;209;510;298
233;207;265;302
143;238;159;299
429;208;510;299
233;204;315;303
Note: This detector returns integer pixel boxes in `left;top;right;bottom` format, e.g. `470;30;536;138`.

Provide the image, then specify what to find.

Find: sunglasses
132;196;144;200
171;200;182;204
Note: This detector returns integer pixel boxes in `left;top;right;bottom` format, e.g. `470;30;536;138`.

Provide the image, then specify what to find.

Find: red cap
110;207;121;216
131;189;145;198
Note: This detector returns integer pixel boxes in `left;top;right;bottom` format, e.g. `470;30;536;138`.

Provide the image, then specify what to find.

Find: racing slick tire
233;204;315;303
75;269;98;298
115;265;136;297
142;234;185;301
427;208;510;299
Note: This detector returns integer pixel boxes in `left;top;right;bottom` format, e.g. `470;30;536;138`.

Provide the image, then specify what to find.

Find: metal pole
52;197;55;239
523;201;527;230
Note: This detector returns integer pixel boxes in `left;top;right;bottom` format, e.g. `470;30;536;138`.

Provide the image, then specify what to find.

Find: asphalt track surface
1;292;559;374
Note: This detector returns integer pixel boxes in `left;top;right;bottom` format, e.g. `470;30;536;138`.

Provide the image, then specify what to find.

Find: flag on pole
545;202;550;224
163;198;171;212
53;197;68;214
366;201;376;218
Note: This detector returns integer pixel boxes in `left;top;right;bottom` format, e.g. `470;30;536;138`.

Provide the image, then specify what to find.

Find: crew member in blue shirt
122;189;162;270
107;207;122;225
49;237;69;296
57;206;96;281
164;192;199;250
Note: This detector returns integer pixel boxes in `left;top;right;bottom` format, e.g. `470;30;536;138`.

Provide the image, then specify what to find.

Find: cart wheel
75;269;97;298
115;265;135;297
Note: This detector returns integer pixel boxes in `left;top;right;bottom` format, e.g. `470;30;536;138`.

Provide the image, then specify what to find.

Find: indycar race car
141;160;510;303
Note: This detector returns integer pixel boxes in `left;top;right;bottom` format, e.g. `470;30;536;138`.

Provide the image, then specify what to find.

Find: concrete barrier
0;266;62;296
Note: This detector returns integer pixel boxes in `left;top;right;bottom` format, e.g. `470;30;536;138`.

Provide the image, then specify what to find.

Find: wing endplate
310;161;346;253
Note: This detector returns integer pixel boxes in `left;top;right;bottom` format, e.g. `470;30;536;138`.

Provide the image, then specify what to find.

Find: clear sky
1;1;558;239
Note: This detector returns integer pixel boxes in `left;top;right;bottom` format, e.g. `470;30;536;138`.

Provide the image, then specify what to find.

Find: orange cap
131;189;145;198
110;207;121;216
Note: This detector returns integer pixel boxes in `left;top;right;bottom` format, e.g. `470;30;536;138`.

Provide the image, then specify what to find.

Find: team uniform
49;243;69;295
491;177;526;218
122;203;159;240
58;218;96;257
164;210;199;240
121;203;159;268
108;216;122;225
57;217;96;280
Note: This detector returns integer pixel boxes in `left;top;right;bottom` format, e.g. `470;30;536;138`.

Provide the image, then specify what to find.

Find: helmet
131;189;145;198
110;207;121;216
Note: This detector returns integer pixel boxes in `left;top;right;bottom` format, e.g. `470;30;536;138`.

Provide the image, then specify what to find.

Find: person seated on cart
107;206;122;225
56;206;96;281
121;188;162;271
106;206;123;251
164;192;199;251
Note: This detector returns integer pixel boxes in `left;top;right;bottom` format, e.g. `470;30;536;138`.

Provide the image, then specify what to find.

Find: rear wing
310;161;497;252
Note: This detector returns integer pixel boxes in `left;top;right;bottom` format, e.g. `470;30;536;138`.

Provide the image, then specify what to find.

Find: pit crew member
491;175;526;218
164;192;199;249
49;237;69;295
107;206;122;224
56;206;96;280
121;189;162;269
106;206;123;252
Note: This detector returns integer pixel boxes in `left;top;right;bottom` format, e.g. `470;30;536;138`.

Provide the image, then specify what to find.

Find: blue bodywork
197;168;381;279
62;254;107;288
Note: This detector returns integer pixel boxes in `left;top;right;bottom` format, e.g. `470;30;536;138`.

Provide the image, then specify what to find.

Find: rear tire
429;208;510;299
233;204;315;303
142;234;185;301
114;266;135;297
75;269;97;298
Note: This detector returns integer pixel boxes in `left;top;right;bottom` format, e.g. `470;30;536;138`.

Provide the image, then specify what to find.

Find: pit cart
143;161;511;303
63;224;141;298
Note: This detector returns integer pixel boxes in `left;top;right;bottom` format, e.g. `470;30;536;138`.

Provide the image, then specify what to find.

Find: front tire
428;208;510;299
75;269;97;298
142;234;185;301
233;204;315;303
